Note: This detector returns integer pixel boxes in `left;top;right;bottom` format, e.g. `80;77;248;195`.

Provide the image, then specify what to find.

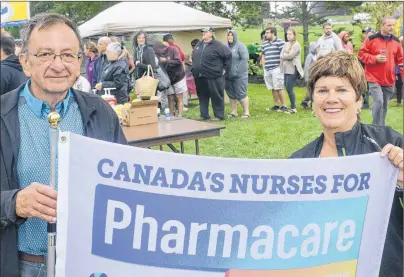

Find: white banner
56;132;398;277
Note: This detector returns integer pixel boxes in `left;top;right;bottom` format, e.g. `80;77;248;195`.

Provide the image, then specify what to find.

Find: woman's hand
95;83;102;91
381;144;403;186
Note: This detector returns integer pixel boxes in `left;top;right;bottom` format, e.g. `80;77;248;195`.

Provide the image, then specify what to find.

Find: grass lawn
158;84;403;159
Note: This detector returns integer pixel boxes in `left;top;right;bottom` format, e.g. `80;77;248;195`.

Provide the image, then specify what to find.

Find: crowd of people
2;13;402;124
257;17;403;123
70;26;250;120
0;11;403;277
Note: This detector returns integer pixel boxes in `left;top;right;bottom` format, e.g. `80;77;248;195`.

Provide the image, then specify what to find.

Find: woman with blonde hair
84;41;99;87
290;51;403;277
280;27;304;114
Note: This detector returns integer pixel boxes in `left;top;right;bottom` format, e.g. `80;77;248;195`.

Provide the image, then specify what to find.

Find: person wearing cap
185;39;200;68
163;34;185;62
358;16;403;126
317;22;343;58
362;26;374;41
191;27;232;121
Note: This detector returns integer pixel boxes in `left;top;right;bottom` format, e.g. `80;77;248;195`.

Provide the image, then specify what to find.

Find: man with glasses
0;13;126;277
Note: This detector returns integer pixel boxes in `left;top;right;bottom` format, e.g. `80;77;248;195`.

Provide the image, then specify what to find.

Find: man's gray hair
20;13;83;52
381;16;395;25
98;36;112;45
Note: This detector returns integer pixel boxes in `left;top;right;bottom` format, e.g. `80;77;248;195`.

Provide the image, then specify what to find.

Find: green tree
30;2;56;17
352;1;401;27
232;2;263;29
325;2;363;13
275;1;328;61
179;1;263;29
30;2;117;25
180;2;232;20
4;27;20;38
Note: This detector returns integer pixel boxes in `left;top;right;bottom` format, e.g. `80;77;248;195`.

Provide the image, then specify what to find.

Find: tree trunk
261;1;270;29
302;1;310;64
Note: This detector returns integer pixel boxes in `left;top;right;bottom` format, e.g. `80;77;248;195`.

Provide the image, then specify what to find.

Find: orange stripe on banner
225;260;357;277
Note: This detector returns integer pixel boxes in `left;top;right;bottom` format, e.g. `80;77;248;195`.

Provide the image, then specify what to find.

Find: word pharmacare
93;158;370;267
105;201;356;261
98;159;372;195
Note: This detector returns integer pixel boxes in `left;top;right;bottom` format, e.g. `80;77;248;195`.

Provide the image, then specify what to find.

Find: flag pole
47;112;61;277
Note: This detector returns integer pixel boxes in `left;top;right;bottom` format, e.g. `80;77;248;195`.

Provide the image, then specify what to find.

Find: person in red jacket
358;16;404;126
163;34;185;62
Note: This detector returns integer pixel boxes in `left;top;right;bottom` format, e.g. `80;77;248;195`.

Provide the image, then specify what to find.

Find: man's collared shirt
19;80;73;119
261;38;285;71
16;80;85;256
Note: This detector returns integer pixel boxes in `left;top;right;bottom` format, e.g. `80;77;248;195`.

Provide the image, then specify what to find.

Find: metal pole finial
48;112;61;128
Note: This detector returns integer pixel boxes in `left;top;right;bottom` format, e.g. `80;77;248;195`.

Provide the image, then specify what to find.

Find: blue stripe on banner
0;20;29;28
91;184;368;272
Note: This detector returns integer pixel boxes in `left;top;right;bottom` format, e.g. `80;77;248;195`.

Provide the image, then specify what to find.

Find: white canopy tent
78;1;232;37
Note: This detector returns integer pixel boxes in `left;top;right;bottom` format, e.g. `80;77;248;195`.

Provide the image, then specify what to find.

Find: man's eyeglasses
25;52;82;63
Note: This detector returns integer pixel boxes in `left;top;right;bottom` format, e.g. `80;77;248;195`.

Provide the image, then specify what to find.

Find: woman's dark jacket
100;59;129;104
133;45;157;80
290;122;403;277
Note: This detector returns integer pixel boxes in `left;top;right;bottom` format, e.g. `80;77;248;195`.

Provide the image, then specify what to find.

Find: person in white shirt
73;75;92;93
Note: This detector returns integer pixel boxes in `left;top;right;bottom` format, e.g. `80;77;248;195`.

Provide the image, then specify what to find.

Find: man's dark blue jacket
0;84;127;277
